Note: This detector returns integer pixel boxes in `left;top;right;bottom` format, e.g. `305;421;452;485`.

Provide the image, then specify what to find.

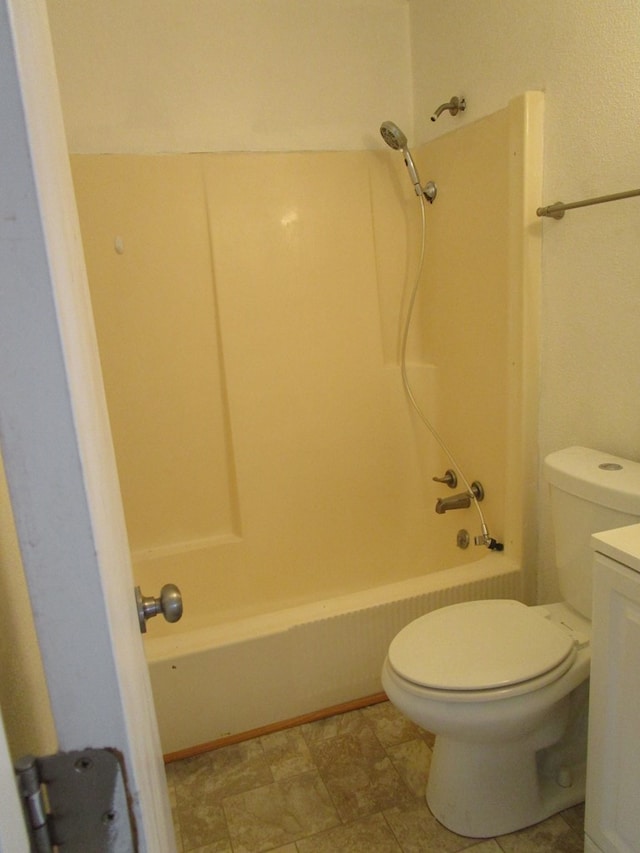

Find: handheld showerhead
380;120;408;151
379;121;435;202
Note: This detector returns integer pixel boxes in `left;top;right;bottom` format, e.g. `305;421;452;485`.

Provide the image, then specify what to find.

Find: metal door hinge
14;748;136;852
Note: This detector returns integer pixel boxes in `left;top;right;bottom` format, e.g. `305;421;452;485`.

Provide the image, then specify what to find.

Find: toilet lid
388;600;575;691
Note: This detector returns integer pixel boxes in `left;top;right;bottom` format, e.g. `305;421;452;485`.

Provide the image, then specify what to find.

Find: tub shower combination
74;93;542;757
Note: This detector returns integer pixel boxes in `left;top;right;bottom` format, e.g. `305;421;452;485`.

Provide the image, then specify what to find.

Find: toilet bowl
382;599;591;838
382;447;640;838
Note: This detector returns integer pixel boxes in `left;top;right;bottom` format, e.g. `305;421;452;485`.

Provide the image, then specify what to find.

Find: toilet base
426;733;586;838
381;612;591;838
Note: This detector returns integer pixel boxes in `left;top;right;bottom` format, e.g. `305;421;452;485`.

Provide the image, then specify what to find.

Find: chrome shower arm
431;96;466;122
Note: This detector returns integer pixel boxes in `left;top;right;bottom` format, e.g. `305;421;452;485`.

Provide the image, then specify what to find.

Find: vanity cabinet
586;526;640;853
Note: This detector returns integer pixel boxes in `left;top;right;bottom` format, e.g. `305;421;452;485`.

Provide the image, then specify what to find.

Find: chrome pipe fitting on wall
430;96;466;123
432;469;458;489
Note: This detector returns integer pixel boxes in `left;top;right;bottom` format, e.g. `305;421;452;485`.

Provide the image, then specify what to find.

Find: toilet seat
388;600;576;699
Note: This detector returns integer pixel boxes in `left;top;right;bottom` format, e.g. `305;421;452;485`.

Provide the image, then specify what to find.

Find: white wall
410;0;640;601
47;0;412;153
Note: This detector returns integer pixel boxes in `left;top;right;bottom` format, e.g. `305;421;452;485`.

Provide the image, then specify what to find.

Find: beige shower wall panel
73;150;458;629
368;151;425;365
71;156;239;555
198;151;447;621
413;108;512;540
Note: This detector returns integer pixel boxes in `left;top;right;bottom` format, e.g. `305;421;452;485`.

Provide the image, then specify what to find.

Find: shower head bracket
423;181;437;203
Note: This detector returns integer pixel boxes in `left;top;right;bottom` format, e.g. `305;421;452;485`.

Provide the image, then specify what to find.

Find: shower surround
72;94;542;754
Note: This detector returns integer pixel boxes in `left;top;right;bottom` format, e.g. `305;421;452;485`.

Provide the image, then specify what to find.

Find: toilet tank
544;446;640;618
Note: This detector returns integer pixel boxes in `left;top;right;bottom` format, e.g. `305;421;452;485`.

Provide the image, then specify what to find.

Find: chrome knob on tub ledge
135;584;183;633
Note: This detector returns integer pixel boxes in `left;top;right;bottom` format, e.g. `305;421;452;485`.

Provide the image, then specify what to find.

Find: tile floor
166;701;585;853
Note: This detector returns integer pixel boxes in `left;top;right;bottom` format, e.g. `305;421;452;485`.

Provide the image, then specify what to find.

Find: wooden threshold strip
163;691;388;763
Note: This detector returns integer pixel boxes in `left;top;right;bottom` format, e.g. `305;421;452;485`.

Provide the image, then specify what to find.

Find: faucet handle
432;469;457;489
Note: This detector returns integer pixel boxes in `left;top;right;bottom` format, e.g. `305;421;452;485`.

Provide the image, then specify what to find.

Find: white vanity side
586;523;640;853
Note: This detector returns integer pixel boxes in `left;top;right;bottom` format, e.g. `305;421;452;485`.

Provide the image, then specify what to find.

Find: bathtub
147;553;522;758
84;93;540;758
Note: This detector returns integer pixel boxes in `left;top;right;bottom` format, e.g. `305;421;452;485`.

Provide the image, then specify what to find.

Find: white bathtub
147;553;522;757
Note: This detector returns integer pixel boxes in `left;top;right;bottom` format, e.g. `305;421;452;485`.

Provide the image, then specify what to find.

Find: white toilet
382;446;640;838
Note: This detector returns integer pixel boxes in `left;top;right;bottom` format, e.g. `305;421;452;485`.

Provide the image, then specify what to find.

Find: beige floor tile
260;727;315;780
175;797;228;852
173;744;273;850
165;772;184;850
171;751;214;787
307;724;415;822
495;813;584;852
301;709;368;744
223;770;340;853
297;813;402;852
383;801;484;853
206;740;274;799
361;701;435;748
307;717;385;766
171;809;184;852
166;702;587;853
165;761;180;787
188;841;233;853
560;802;585;834
386;737;432;798
173;828;184;851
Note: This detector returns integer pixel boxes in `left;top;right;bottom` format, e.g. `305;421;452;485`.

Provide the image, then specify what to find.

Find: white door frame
0;711;29;852
0;2;174;848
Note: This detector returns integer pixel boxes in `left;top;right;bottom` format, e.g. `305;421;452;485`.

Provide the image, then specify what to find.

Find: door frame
0;2;174;849
0;711;29;851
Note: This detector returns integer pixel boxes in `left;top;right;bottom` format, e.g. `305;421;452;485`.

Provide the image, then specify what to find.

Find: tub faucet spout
435;481;484;515
435;492;472;514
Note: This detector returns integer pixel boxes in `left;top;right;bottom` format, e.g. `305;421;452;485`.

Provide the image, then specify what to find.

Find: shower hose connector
474;528;505;552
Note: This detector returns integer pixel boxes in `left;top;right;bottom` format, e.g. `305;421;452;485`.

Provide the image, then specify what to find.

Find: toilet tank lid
387;600;574;691
544;446;640;516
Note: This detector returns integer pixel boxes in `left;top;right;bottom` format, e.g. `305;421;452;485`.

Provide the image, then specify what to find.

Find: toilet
382;446;640;838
